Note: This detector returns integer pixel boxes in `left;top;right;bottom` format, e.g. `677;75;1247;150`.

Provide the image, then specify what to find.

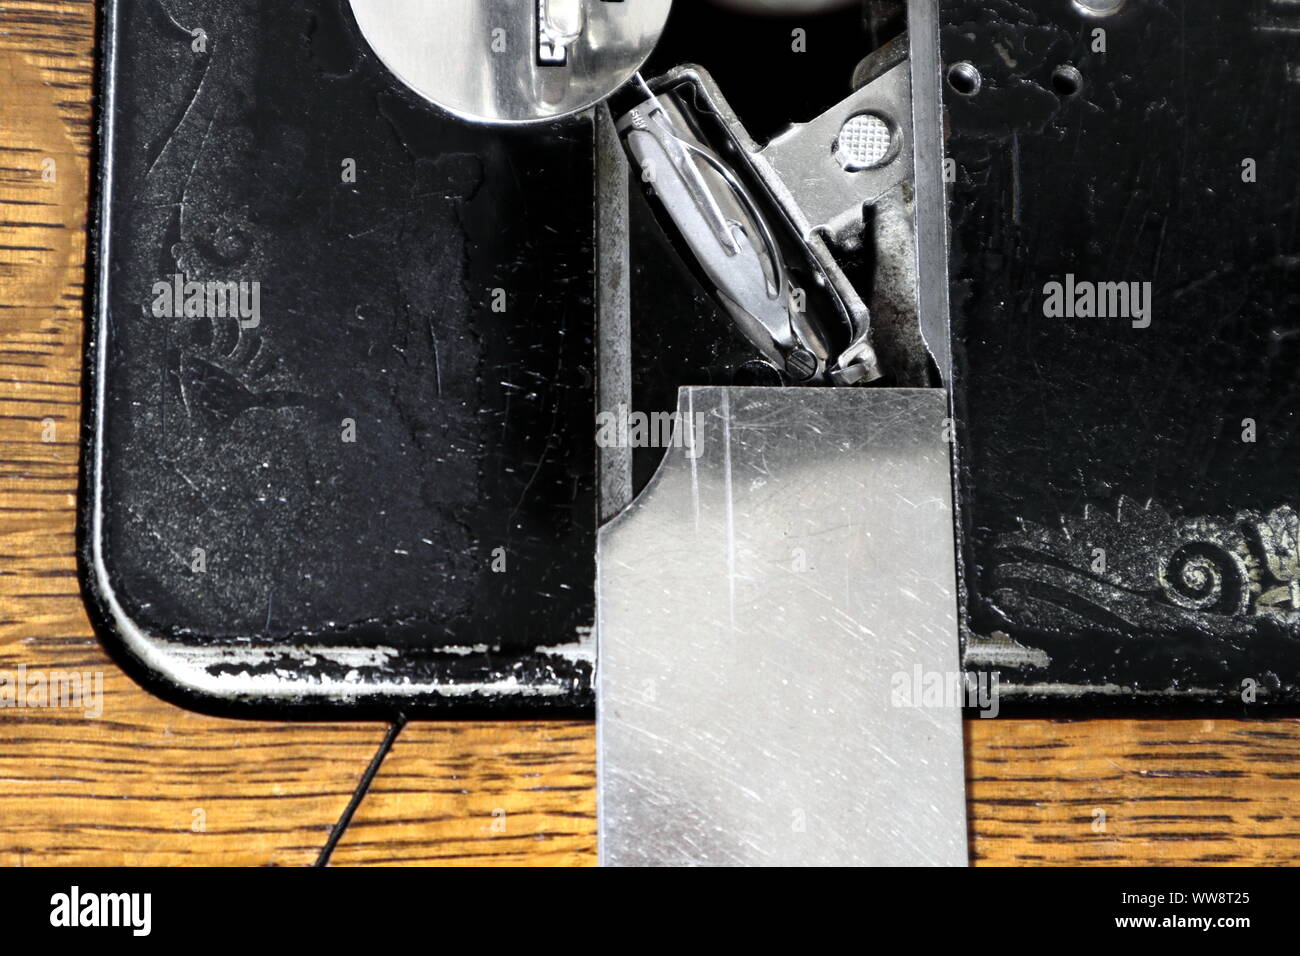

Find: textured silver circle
834;114;894;171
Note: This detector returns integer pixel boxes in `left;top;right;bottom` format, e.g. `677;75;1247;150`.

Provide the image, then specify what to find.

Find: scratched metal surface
84;0;596;713
946;0;1300;704
598;387;968;866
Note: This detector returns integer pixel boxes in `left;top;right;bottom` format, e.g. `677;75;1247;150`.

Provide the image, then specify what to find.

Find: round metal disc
834;113;895;171
350;0;674;125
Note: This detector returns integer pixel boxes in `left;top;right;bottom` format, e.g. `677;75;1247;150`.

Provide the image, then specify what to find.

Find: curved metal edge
348;0;675;127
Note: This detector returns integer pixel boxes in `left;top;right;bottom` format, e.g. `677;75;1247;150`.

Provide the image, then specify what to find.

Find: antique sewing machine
84;0;1300;864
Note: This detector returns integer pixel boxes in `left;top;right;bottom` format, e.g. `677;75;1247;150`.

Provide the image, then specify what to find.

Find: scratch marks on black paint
1010;131;1022;225
143;1;218;190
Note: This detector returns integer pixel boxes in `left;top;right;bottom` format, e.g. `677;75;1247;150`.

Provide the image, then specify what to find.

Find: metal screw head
834;113;895;171
784;348;819;382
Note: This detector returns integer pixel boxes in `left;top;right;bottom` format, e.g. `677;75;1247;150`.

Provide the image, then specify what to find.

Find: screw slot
946;61;982;96
1051;64;1083;97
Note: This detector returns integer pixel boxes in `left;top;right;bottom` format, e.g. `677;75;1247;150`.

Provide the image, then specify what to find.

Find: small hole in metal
947;62;981;96
1052;65;1083;97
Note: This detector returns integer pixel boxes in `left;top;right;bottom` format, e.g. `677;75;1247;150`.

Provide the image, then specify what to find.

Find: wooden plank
967;718;1300;866
0;671;390;867
326;723;597;867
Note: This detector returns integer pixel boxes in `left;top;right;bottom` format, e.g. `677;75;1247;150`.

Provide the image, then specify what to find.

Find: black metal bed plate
84;0;597;717
83;0;1300;717
80;0;922;719
946;0;1300;706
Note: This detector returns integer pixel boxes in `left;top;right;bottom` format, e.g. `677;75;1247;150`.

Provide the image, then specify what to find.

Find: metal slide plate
598;387;967;865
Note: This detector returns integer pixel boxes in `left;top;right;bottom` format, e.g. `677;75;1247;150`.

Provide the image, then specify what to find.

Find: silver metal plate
597;387;968;866
759;58;912;244
349;0;673;125
907;0;955;383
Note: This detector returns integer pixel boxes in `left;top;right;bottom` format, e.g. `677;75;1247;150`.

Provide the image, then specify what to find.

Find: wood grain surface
327;722;597;866
967;718;1300;866
2;0;1299;868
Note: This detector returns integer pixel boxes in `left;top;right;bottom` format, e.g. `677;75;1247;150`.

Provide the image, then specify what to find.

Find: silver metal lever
619;88;836;383
618;58;917;386
618;81;885;385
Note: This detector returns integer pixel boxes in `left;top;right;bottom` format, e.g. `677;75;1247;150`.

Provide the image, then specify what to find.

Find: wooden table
2;1;1297;867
